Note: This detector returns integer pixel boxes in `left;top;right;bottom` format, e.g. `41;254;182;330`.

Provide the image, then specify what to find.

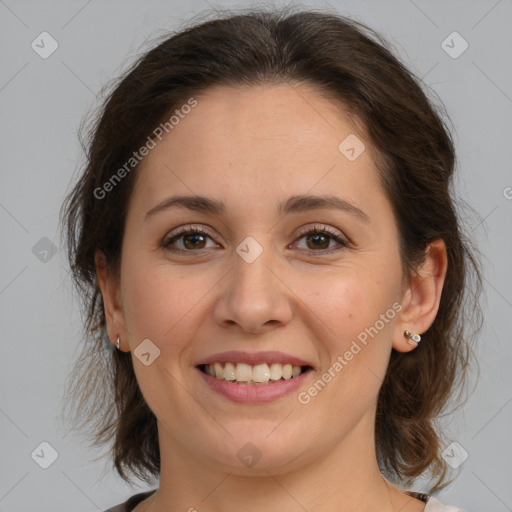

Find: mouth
197;362;314;385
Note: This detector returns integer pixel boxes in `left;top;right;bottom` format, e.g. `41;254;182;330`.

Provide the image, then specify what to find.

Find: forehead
129;82;385;220
170;82;361;148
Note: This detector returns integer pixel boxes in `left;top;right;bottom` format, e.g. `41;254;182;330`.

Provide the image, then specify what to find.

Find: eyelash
161;223;348;255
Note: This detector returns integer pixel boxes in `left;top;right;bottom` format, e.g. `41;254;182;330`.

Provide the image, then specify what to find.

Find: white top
424;496;464;511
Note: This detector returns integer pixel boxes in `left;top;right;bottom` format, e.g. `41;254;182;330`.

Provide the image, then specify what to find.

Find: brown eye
162;226;217;252
181;232;208;250
293;225;348;253
305;232;330;250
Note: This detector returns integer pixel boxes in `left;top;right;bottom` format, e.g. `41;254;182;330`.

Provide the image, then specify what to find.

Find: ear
95;249;128;351
392;239;448;353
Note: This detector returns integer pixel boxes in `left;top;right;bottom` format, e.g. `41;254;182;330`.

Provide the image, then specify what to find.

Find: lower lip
196;367;313;403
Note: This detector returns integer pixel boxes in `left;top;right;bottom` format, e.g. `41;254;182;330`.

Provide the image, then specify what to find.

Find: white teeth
252;363;270;383
235;363;252;382
282;363;292;379
223;362;236;380
214;362;223;379
203;362;305;383
269;363;282;381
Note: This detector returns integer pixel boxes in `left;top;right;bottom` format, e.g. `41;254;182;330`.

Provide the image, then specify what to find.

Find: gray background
1;0;511;511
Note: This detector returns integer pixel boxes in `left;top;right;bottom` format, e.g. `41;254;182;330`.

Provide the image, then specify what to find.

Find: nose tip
213;251;294;333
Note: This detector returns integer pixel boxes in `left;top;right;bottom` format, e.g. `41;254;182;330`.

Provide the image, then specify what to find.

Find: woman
60;7;483;512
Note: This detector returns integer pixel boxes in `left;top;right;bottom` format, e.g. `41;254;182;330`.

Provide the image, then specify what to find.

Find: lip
195;350;315;369
196;366;315;403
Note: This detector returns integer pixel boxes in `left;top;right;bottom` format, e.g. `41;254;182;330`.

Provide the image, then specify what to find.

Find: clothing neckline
405;490;430;503
123;489;431;511
124;490;156;511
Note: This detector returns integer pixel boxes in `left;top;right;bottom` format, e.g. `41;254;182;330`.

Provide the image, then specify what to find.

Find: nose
212;242;294;334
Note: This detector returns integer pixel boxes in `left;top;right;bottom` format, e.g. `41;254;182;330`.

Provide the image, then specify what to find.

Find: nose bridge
235;237;274;295
213;233;293;332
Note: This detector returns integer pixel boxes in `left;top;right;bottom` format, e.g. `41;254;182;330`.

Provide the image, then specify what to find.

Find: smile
198;362;312;385
196;363;315;403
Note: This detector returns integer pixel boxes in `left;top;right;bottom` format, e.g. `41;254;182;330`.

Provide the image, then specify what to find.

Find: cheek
291;272;394;430
120;255;201;349
303;270;389;344
303;269;395;381
120;260;206;411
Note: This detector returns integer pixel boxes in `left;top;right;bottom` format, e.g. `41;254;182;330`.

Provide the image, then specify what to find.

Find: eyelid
294;223;345;240
166;223;346;240
167;223;212;237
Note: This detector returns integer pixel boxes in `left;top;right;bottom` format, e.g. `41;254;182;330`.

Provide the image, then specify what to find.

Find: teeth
202;362;305;383
214;362;223;379
224;362;236;380
252;363;270;382
235;363;253;382
282;363;292;379
269;363;282;381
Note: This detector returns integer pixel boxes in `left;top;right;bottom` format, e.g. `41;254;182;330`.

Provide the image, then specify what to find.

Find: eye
161;223;348;255
161;225;218;252
292;224;348;254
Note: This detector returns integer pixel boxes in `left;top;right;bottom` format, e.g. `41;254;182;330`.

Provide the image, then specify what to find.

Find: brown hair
59;6;483;492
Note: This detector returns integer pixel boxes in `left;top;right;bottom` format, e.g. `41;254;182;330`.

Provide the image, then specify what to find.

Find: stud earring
404;330;421;345
116;335;121;350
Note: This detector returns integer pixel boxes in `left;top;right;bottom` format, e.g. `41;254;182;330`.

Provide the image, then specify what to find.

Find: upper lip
196;350;315;369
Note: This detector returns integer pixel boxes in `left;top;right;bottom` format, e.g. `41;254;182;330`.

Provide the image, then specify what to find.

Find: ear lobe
392;239;448;353
95;250;126;349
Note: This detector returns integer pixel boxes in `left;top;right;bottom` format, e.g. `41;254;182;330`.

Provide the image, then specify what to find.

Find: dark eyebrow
144;194;370;222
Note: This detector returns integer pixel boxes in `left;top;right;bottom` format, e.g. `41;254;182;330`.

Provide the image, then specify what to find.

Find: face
99;83;426;475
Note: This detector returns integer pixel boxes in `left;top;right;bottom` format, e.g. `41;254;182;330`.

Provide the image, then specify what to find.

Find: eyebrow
144;194;370;222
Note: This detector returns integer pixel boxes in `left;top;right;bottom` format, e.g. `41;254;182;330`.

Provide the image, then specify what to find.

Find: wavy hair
59;6;483;492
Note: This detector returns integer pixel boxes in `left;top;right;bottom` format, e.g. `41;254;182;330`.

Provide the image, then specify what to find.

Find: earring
404;330;421;345
116;335;120;350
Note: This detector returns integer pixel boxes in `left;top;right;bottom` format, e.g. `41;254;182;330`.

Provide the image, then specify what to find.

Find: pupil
308;233;328;250
185;234;205;249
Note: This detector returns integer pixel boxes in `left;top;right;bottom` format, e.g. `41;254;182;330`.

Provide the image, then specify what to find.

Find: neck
144;411;410;512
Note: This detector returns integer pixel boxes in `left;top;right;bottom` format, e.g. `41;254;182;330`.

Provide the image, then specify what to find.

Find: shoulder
424;495;465;512
102;490;157;512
